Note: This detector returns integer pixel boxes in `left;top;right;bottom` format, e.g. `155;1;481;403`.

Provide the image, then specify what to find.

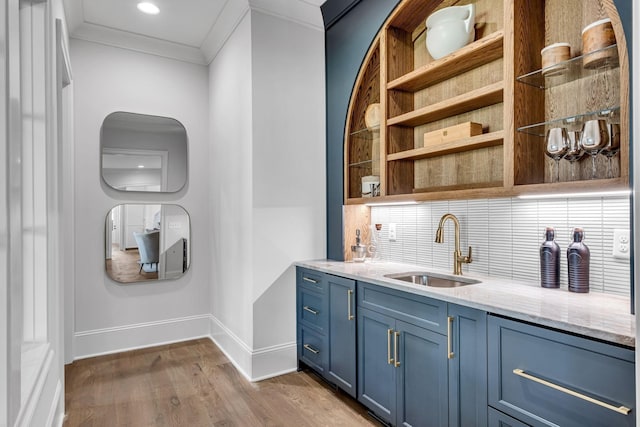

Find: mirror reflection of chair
133;230;160;273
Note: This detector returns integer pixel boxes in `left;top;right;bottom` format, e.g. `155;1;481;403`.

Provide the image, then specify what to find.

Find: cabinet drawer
488;407;529;427
297;268;325;293
299;326;327;373
357;281;447;334
298;287;327;333
488;315;635;427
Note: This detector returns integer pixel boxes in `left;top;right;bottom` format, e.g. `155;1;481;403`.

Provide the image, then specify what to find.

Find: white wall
209;12;254;367
70;39;211;359
209;10;326;379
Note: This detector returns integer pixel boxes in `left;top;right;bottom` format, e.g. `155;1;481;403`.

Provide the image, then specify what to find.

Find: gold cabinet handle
302;277;318;284
447;316;454;359
513;369;631;415
394;331;401;367
347;289;354;320
303;306;319;315
387;329;394;365
303;344;320;355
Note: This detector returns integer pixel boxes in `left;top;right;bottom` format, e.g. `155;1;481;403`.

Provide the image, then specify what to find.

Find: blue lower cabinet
357;281;488;427
357;309;449;427
358;307;396;423
448;304;487;427
488;407;530;427
396;320;448;427
488;315;635;427
296;268;357;397
327;275;357;397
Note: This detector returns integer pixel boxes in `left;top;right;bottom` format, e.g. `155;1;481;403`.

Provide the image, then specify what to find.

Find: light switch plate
388;223;397;241
612;229;630;259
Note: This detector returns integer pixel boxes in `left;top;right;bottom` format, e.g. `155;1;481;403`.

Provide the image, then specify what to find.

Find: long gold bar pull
447;316;454;359
387;329;394;364
513;369;631;415
347;290;354;320
394;331;401;367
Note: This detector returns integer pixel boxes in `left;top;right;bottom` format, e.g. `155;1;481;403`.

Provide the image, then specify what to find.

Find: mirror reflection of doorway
105;204;190;284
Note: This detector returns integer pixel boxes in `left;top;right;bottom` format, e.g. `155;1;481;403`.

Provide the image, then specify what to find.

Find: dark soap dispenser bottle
567;227;590;293
540;227;560;288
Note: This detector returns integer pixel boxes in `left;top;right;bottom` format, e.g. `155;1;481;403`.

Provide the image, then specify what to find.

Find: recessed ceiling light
137;164;145;168
137;2;160;15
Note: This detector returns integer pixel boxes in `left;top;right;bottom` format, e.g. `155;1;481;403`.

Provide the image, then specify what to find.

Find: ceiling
62;0;327;65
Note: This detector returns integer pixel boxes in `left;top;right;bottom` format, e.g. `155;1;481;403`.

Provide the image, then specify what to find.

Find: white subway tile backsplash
370;196;631;296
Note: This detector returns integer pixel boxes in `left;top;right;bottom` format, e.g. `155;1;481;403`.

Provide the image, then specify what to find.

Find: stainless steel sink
384;271;480;288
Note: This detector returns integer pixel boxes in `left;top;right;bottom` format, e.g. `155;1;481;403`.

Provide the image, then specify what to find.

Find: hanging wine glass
544;127;569;183
601;123;620;178
580;118;609;179
564;130;584;181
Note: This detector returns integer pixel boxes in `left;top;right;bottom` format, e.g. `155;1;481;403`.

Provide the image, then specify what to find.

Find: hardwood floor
64;339;377;427
105;244;158;283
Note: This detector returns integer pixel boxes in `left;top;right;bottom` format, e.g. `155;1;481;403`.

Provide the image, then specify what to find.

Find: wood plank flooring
106;244;158;283
64;338;378;427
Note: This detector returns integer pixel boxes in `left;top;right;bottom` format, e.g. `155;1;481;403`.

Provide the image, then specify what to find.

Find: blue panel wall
323;0;400;260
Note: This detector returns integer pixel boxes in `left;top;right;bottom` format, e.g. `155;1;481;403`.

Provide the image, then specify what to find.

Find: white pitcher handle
464;4;476;35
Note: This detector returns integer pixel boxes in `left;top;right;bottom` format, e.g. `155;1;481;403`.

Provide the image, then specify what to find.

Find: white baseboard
73;314;211;360
208;315;297;382
73;314;297;383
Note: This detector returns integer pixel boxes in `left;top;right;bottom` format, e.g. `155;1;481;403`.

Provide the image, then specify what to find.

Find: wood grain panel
343;205;372;261
344;40;381;200
387;0;442;32
387;131;504;161
388;30;504;92
388;82;504;127
414;145;503;189
511;0;545;186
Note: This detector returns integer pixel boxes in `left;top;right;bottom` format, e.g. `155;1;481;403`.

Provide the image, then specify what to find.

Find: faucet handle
463;246;473;263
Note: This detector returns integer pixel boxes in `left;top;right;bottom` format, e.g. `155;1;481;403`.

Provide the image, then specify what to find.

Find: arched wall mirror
101;112;188;193
105;204;191;283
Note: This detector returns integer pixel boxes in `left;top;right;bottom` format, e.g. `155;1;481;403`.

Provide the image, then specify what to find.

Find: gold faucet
435;213;473;275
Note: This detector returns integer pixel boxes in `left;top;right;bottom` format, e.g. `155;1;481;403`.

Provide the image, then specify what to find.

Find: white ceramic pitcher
426;4;476;60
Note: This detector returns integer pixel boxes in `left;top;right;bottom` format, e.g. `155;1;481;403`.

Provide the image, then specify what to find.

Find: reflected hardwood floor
64;338;377;427
105;244;158;282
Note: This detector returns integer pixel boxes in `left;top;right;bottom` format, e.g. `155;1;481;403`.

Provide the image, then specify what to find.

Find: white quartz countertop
295;259;636;348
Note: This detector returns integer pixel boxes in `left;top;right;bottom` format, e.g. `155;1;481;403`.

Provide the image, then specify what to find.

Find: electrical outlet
612;229;630;259
388;223;397;241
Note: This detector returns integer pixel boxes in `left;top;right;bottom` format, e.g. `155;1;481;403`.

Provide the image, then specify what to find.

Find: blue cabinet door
358;307;396;424
327;275;357;397
448;304;487;427
396;320;448;427
488;315;635;427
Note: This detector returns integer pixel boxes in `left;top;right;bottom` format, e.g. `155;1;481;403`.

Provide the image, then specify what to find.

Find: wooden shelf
414;181;503;194
387;82;504;127
387;131;504;161
388;31;504;92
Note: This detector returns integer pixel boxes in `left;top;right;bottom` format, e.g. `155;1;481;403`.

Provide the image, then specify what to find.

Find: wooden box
423;122;483;148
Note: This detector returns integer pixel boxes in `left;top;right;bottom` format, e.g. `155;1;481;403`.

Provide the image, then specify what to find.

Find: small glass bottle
540;227;560;288
567;228;590;293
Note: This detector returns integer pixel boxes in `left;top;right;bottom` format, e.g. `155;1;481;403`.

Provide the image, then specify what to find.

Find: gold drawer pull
447;316;454;359
513;369;631;415
347;289;354;320
394;331;401;367
303;306;319;315
302;277;318;284
303;344;320;355
387;329;394;365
